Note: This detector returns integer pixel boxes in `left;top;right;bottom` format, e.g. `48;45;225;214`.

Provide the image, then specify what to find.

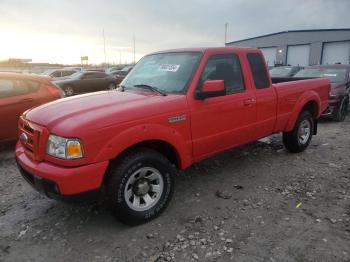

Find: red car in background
0;73;64;142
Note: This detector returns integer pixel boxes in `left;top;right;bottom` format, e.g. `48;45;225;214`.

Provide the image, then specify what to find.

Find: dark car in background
53;71;117;96
42;69;78;79
294;65;350;121
270;66;303;77
0;72;63;142
105;65;125;74
110;65;133;84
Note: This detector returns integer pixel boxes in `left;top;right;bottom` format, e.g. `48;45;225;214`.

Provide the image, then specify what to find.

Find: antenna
224;23;228;46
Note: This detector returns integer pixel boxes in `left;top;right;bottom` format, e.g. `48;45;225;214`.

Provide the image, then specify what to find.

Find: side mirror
196;80;225;100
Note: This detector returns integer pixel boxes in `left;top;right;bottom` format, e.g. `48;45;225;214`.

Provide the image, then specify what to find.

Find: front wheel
107;149;175;225
283;110;314;153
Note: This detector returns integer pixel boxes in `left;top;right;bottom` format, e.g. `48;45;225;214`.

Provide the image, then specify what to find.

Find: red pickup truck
16;47;330;225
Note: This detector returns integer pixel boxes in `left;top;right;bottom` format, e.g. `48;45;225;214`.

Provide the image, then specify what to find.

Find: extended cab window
200;54;245;94
247;53;270;89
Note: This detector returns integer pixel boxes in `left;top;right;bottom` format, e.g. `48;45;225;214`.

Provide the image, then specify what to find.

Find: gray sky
0;0;349;64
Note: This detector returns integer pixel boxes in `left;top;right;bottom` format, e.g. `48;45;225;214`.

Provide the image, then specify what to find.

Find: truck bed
273;78;330;132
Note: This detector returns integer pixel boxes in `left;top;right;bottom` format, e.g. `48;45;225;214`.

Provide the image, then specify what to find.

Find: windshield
121;52;201;94
270;67;293;77
294;68;347;83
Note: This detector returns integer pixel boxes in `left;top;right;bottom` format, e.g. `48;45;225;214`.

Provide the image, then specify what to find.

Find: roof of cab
150;47;260;55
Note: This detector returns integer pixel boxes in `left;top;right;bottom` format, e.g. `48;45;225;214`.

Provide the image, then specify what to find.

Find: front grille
23;124;34;133
18;117;47;161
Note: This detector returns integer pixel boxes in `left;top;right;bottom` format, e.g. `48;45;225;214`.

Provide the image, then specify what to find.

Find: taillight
46;84;65;98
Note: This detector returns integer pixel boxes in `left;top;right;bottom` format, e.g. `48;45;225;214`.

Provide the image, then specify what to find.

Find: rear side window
51;71;62;77
94;72;107;78
14;80;40;95
0;79;39;98
247;53;270;89
83;72;106;79
82;73;95;79
200;54;245;94
62;70;75;77
25;80;41;92
0;79;16;98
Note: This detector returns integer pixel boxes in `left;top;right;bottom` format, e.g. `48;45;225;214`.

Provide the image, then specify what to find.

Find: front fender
94;124;192;169
285;91;321;132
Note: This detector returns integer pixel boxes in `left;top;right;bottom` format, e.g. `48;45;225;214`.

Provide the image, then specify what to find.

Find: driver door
190;53;256;161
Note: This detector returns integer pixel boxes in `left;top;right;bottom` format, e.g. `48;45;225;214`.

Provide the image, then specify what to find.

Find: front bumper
16;142;109;201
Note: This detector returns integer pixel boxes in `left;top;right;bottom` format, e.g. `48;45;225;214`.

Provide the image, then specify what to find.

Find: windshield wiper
133;84;167;96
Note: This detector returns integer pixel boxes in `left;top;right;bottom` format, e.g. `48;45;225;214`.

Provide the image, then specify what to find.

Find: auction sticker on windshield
323;74;337;77
159;64;180;72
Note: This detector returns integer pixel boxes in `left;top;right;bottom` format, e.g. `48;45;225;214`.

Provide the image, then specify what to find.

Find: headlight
46;135;83;159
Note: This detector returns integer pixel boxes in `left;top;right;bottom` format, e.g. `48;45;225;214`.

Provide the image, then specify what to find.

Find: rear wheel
334;97;348;122
283;110;314;153
63;86;74;96
107;149;175;225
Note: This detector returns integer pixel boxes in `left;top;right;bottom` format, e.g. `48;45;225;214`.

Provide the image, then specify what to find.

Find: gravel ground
0;118;349;262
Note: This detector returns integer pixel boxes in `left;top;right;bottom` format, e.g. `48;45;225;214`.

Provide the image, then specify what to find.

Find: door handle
243;98;256;106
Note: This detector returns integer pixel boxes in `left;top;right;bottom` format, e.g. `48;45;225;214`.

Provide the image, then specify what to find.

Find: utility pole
133;35;136;65
224;23;228;46
103;28;107;67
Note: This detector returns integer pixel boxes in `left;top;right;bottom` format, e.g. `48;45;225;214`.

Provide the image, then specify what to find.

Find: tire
108;83;116;90
283;110;314;153
63;86;74;96
334;97;348;122
107;149;175;225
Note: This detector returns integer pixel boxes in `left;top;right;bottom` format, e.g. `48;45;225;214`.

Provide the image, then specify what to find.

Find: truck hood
25;90;187;134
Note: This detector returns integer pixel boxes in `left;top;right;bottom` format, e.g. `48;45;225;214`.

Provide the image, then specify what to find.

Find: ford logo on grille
20;133;28;144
